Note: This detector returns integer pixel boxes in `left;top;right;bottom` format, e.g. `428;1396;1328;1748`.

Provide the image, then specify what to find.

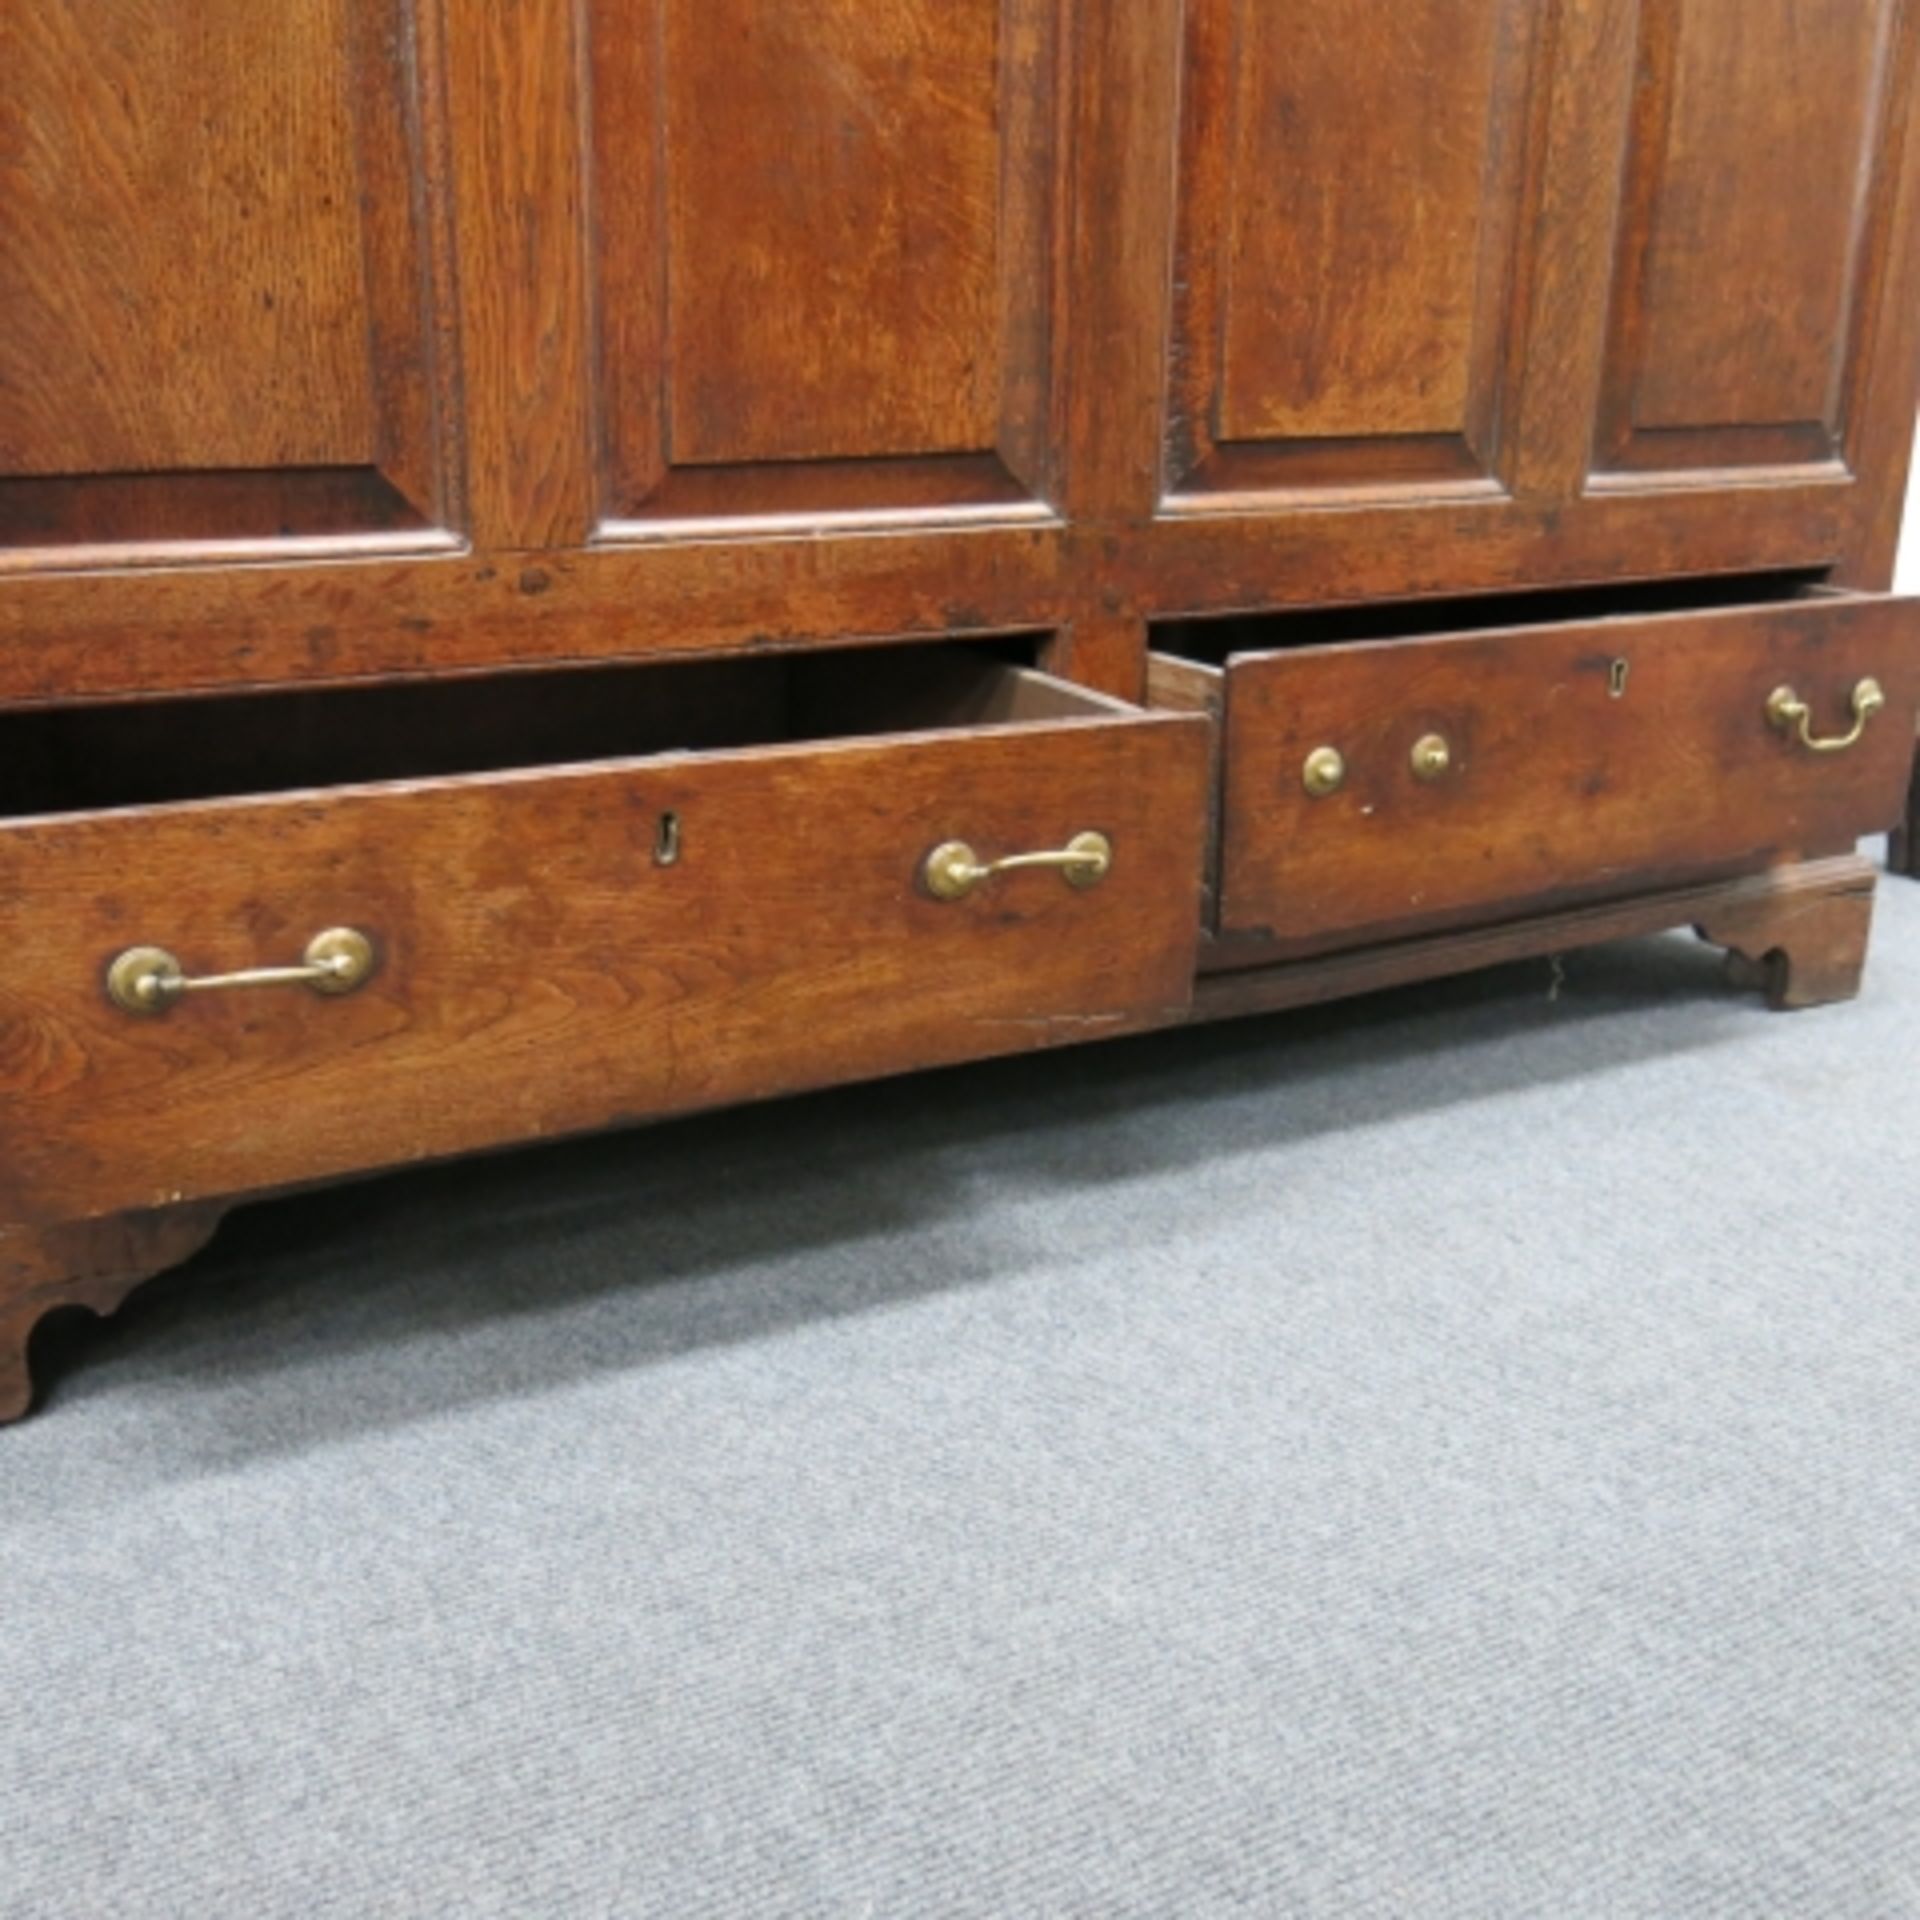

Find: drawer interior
1152;569;1831;667
0;641;1125;821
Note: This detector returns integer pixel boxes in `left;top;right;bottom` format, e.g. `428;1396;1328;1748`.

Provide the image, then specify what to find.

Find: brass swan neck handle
1766;677;1886;755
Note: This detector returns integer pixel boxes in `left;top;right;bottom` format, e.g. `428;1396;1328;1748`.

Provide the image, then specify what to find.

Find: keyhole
1608;658;1631;699
654;811;681;866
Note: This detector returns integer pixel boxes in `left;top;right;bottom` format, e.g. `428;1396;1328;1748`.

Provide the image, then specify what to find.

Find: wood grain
1059;0;1180;522
1195;589;1919;953
0;0;452;551
0;661;1209;1223
1191;852;1879;1020
1503;0;1644;502
0;487;1886;714
1165;0;1548;498
589;0;1066;523
0;0;371;475
0;1205;227;1424
4;0;1920;1427
663;0;1000;465
1218;0;1532;448
1696;858;1878;1009
1596;0;1901;472
444;0;595;548
0;525;1074;705
2;0;1918;651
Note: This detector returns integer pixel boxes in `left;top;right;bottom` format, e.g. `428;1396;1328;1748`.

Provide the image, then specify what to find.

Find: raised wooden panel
1165;0;1547;501
0;0;456;563
590;0;1067;530
1594;0;1913;480
664;6;1000;467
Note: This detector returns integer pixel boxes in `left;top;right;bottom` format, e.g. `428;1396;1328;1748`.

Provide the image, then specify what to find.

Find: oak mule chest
5;0;1920;1419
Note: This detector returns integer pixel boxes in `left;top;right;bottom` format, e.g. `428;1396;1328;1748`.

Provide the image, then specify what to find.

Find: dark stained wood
1114;487;1872;623
4;1;1920;1419
3;0;1919;681
1893;749;1920;875
0;1206;227;1424
1;844;1881;1423
1504;0;1644;503
0;529;1072;707
0;490;1887;713
1190;853;1879;1024
1837;5;1920;589
0;0;455;561
1059;0;1180;525
1145;652;1224;928
443;0;595;549
1171;588;1919;957
1167;0;1547;497
0;659;1209;1225
1594;0;1907;478
589;0;1067;525
1150;0;1920;623
1043;614;1151;705
1695;856;1879;1010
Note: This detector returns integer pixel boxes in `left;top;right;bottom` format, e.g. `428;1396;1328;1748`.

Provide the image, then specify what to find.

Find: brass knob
1301;747;1346;798
1410;733;1452;781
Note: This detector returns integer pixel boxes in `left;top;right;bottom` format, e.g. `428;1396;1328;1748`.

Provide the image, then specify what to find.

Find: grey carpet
4;876;1920;1920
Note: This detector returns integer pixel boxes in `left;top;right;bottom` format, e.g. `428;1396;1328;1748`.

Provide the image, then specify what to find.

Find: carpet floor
4;875;1919;1919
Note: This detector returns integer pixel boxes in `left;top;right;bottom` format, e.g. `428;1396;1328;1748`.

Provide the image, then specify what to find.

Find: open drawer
1151;578;1920;959
0;647;1209;1223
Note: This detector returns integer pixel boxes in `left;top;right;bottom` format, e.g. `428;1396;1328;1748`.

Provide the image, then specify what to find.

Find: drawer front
1214;593;1919;952
0;708;1208;1223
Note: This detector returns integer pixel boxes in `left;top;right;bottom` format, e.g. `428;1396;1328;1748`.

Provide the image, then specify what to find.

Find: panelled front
1164;0;1548;504
0;0;1071;562
4;0;1920;701
1593;0;1909;484
0;0;457;564
1153;0;1920;609
588;0;1069;530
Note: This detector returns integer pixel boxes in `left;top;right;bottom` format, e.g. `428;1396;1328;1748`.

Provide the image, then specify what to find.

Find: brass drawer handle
106;927;377;1017
1766;677;1886;754
923;830;1112;902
